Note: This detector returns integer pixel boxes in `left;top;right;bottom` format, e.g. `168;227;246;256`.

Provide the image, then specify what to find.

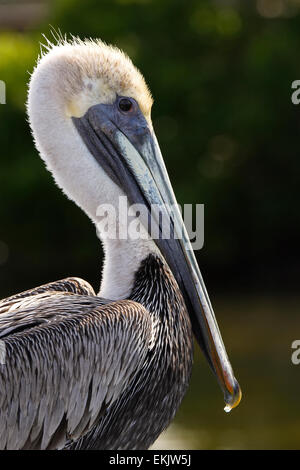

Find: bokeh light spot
256;0;286;18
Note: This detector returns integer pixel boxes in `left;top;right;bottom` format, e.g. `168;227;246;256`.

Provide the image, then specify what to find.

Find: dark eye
119;98;133;112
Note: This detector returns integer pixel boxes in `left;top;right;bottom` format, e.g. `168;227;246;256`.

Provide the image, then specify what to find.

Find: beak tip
224;377;242;413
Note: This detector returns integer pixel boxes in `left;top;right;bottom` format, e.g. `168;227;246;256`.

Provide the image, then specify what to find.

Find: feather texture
0;256;193;450
0;279;152;449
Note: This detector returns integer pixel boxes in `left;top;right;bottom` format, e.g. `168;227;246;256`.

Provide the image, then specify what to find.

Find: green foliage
0;33;38;108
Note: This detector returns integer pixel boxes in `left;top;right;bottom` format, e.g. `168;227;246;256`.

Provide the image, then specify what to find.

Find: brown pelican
0;38;241;450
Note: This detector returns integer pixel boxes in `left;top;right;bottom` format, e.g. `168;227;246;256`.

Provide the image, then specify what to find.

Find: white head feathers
27;36;157;300
30;37;153;121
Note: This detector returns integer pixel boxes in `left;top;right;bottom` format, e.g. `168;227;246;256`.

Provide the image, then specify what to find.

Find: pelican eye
118;98;133;112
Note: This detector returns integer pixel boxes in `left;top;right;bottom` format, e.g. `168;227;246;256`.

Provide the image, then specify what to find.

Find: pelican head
27;37;241;412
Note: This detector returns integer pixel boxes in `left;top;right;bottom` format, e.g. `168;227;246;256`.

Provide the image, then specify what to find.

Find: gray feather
0;279;152;450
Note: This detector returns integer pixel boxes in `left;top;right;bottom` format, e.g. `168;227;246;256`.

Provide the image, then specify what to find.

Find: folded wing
0;280;151;449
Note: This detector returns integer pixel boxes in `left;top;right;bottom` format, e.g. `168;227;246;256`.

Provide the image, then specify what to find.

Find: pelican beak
73;98;242;412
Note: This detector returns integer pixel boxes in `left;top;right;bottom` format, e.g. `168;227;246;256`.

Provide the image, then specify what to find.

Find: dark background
0;0;299;449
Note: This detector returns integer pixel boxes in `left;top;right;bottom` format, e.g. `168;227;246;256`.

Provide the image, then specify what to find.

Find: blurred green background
0;0;300;449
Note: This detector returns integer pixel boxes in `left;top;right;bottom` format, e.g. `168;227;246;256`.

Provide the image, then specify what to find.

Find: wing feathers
0;296;151;449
